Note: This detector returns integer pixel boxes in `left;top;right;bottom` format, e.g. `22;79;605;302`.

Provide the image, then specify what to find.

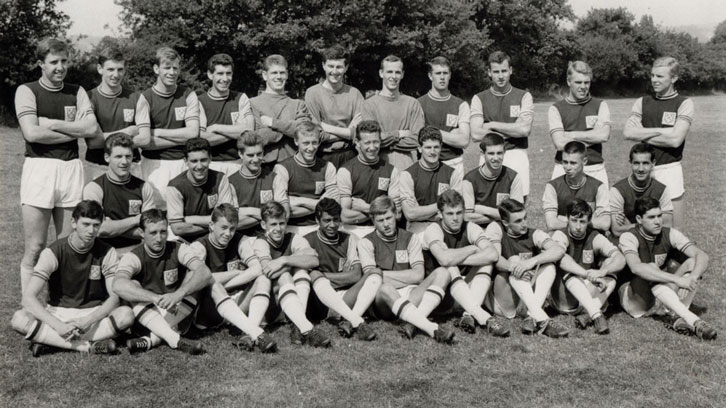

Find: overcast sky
60;0;726;39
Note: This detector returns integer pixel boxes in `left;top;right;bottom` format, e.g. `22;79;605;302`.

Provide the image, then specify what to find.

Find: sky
60;0;726;40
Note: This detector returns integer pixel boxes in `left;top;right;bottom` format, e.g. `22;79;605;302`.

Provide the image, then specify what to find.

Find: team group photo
2;0;725;406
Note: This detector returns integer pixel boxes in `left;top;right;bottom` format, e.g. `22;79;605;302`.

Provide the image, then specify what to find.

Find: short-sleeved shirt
485;222;551;260
228;164;276;235
463;165;522;218
305;83;363;154
543;175;609;220
136;85;200;160
249;92;310;164
189;233;250;273
273;155;338;226
400;160;462;209
619;227;692;271
198;90;252;161
337;156;400;225
610;176;673;224
421;221;489;270
417;92;470;161
253;232;312;263
551;228;618;270
304;230;360;289
626;93;693;165
86;86;140;165
15;80;94;161
548;96;610;165
360;93;424;152
83;173;157;248
357;229;423;280
117;242;200;294
470;86;533;150
33;237;117;309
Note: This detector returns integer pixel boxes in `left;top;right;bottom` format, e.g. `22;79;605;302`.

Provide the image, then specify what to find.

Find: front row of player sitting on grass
11;191;716;357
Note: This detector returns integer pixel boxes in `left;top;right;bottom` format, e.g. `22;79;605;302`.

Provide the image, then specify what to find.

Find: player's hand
586;269;604;282
56;322;81;341
510;262;528;279
351;198;369;213
265;258;287;275
67;316;95;334
156;293;182;311
675;275;697;291
260;116;273;127
615;213;627;226
267;265;290;280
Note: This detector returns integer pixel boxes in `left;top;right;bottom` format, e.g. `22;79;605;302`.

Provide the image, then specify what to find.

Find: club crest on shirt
585;115;598;129
338;257;347;272
509;105;521;117
446;114;459;127
128;199;142;215
64;106;77;121
89;265;102;280
174;107;187;121
519;252;533;260
260;190;273;203
164;268;178;286
438;183;450;195
315;181;325;195
496;193;510;205
662;112;676;126
378;177;390;191
395;250;409;264
582;249;594;264
123;109;135;122
654;253;667;267
207;194;218;208
231;111;240;123
227;259;240;271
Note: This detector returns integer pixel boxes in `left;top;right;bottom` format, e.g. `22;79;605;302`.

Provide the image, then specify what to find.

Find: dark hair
566;198;593;220
207;53;234;72
260;201;286;222
634;197;661;217
321;45;349;64
380;55;403;70
488;51;511;67
563;141;586;155
629;142;655;162
497;198;525;222
212;203;239;225
184;138;211;158
479;133;505;153
418;125;442;145
72;200;104;222
437;189;464;212
355;120;381;141
36;38;68;61
139;209;167;231
104;132;134;155
427;56;450;73
369;195;396;218
315;198;342;220
237;130;264;153
294;120;320;140
97;46;125;66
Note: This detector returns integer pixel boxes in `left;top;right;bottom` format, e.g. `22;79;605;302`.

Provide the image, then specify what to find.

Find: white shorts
209;160;242;178
396;284;417;300
551;162;609;186
140;158;186;208
442;156;464;175
340;224;375;239
482;148;530;196
41;305;110;341
21;158;84;209
406;221;432;243
383;150;416;171
652;162;684;199
286;225;319;237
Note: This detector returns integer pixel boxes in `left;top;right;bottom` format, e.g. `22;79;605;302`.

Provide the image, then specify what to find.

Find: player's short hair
427;56;450;73
437;189;464;212
418;125;442;145
315;197;342;220
321;45;349;64
380;55;403;70
369;195;396;218
294;120;320;140
184;137;211;158
355;120;381;141
567;60;593;80
479;133;506;153
498;198;525;222
36;38;68;61
207;53;234;72
104;132;134;155
563;141;587;156
72;200;104;222
212;203;239;225
237;130;264;153
140;209;167;231
629;142;656;162
566;198;593;220
263;54;288;70
155;46;180;65
653;56;679;77
260;201;286;222
97;46;125;66
634;197;661;217
488;51;511;68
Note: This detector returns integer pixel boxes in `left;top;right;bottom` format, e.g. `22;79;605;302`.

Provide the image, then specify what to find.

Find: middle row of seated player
83;119;671;257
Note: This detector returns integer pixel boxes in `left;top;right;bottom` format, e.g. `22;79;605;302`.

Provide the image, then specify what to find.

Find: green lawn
1;96;725;407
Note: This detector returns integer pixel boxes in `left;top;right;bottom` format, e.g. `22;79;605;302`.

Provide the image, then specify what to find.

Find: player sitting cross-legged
421;190;509;337
12;200;134;357
357;196;455;344
304;198;381;341
550;199;625;335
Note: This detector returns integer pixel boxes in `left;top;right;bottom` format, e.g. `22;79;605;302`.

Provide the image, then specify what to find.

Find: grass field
1;96;725;407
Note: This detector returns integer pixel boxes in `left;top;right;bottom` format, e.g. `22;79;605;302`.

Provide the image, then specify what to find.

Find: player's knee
253;275;272;292
363;272;383;287
309;270;324;283
446;266;461;280
431;267;452;285
538;263;556;277
112;306;135;330
377;283;398;304
11;309;33;334
509;255;521;263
